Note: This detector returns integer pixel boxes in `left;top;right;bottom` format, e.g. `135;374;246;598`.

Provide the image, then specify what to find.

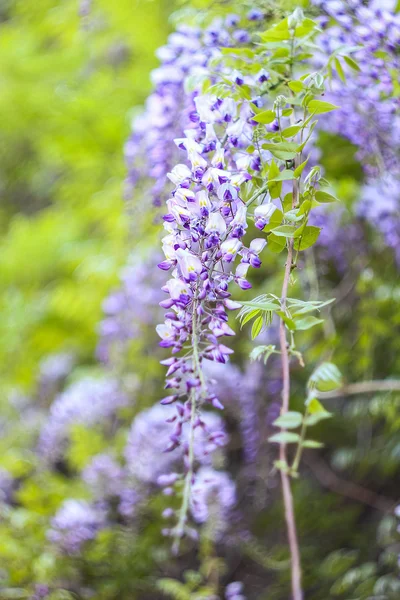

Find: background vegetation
0;1;399;599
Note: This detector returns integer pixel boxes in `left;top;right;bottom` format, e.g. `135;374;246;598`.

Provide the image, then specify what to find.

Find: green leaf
263;142;299;161
305;412;332;426
308;362;342;392
238;300;280;311
334;57;346;83
343;55;361;71
271;225;297;238
305;398;332;425
269;169;296;182
268;232;286;253
282;124;302;138
240;308;260;328
276;310;296;331
283;193;293;212
263;143;297;161
307;100;339;114
272;150;297;161
315;190;339;203
288;80;304;93
285;209;303;223
297;199;311;216
252;110;276;124
295;17;317;38
301;440;324;448
293;222;306;238
293;316;324;330
273;411;303;429
251;315;264;339
264;208;283;232
294;225;321;250
294;158;309;178
250;344;277;365
291;297;335;316
286;95;304;106
268;160;283;198
220;47;255;58
259;19;290;42
269;432;301;444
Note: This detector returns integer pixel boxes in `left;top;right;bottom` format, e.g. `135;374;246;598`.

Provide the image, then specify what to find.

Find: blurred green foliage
0;0;170;390
0;1;399;599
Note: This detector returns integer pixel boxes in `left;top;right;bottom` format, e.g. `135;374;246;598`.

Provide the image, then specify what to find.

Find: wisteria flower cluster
124;10;267;206
147;6;342;552
48;499;106;555
38;377;128;461
314;0;400;176
312;0;400;265
46;401;233;554
96;253;163;364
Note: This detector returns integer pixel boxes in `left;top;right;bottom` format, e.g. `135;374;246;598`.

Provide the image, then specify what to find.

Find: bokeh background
0;0;170;388
0;1;399;599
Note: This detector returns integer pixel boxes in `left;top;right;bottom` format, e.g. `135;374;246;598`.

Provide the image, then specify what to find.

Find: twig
317;380;400;400
277;130;303;600
304;453;394;513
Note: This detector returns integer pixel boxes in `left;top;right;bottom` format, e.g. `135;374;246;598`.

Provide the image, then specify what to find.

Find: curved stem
304;453;394;513
172;387;196;554
172;299;202;554
278;116;303;597
278;239;303;600
317;380;400;399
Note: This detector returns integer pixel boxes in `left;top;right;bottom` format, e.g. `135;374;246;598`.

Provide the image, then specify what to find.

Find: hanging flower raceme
156;133;271;424
138;4;347;547
152;20;295;546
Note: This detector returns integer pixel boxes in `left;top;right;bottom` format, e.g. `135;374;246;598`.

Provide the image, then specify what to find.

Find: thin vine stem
278;102;303;599
278;236;303;600
317;379;400;399
172;299;201;554
172;386;196;555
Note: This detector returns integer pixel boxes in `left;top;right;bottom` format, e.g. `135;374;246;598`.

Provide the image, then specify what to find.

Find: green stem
246;182;270;208
172;387;197;554
172;298;203;553
292;411;308;473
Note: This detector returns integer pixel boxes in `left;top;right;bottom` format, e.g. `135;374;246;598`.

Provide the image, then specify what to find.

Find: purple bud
237;278;252;290
225;299;242;310
247;8;263;21
157;473;179;487
211;396;224;410
160;395;178;405
159;298;175;309
158;260;173;271
250;255;262;268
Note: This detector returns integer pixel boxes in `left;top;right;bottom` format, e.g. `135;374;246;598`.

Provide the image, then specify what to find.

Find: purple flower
247;8;263;21
0;468;13;505
190;467;236;539
226;581;246;600
96;254;163;364
38;377;128;461
82;454;125;499
48;500;106;554
124;404;228;484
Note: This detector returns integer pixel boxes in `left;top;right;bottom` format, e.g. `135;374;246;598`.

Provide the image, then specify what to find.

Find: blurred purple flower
38;377;128;460
48;499;106;554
